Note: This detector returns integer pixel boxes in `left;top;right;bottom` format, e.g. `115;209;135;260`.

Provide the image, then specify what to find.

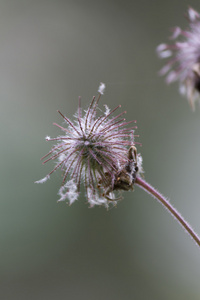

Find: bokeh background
1;0;200;299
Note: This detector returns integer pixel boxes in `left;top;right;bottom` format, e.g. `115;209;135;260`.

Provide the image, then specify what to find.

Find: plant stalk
135;176;200;247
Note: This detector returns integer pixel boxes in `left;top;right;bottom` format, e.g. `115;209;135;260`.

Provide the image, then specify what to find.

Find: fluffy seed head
157;7;200;110
36;83;143;207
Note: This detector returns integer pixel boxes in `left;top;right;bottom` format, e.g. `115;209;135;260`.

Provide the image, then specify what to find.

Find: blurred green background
1;0;200;299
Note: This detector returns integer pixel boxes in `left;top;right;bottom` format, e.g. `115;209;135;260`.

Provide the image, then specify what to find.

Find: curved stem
135;177;200;248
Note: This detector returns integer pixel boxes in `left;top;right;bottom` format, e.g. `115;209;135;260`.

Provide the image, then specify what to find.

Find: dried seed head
36;83;143;207
157;7;200;110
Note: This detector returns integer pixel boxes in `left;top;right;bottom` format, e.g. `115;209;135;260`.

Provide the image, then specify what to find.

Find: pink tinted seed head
35;83;143;207
157;7;200;110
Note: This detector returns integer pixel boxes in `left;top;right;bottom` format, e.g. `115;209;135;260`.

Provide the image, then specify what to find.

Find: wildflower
35;84;200;249
36;83;143;207
157;7;200;110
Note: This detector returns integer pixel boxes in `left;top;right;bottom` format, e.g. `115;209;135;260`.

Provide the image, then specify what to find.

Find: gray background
1;0;200;299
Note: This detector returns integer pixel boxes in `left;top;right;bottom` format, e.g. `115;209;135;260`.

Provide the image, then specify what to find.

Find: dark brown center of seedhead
113;171;132;191
193;63;200;92
195;76;200;92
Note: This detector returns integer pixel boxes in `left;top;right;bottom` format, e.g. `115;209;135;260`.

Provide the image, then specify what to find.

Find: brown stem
135;176;200;247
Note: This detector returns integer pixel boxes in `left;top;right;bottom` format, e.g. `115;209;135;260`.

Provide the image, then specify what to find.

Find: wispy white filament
98;82;106;95
35;175;50;184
